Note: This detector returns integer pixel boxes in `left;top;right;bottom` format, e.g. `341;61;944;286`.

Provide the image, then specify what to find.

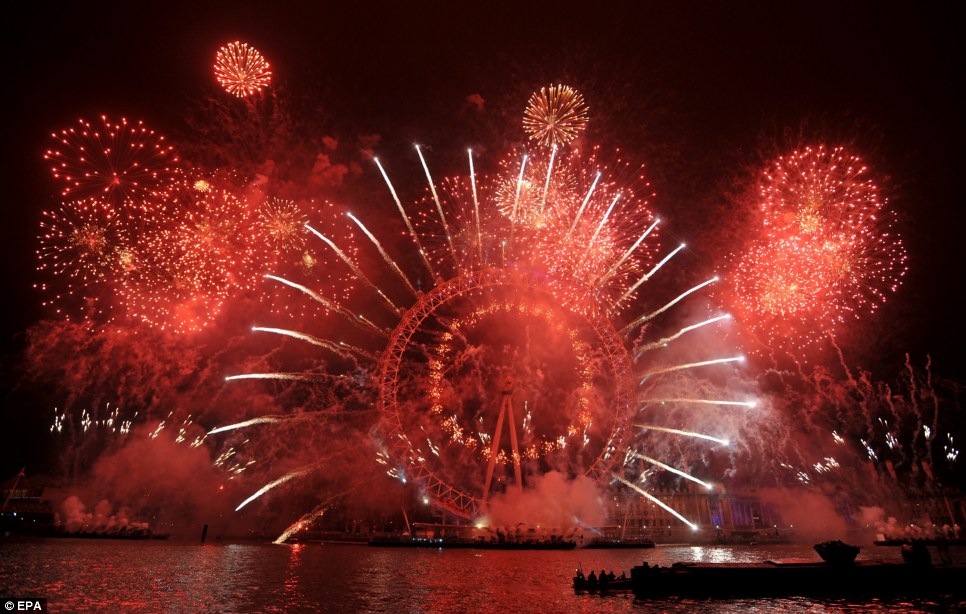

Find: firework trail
236;465;317;511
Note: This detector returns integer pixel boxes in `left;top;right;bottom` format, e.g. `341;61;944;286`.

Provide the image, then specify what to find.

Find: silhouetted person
587;570;598;590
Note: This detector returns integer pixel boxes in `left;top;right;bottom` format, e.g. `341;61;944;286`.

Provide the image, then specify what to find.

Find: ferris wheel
377;266;635;519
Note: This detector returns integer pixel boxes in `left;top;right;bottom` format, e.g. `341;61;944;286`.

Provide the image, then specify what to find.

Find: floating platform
874;538;966;547
629;559;966;599
583;538;655;549
48;529;169;540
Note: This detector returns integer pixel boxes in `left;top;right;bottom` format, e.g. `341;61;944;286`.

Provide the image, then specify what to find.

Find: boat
48;527;170;540
1;470;55;537
584;537;655;549
573;568;633;593
629;543;966;599
813;539;860;564
473;539;576;550
874;537;966;547
367;535;472;548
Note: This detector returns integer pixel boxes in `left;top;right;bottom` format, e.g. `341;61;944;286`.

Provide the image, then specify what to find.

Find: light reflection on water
0;540;961;613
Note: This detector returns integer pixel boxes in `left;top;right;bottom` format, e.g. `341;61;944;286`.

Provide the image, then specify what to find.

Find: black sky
2;1;965;474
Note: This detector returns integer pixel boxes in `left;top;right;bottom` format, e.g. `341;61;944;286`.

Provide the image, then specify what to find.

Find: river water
1;539;962;612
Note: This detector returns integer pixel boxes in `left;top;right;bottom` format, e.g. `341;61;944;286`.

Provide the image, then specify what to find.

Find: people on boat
587;570;598;590
599;570;609;590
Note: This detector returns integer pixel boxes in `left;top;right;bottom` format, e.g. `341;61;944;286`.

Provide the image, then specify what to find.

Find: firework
523;84;589;148
719;145;907;350
257;197;308;254
729;235;843;344
114;186;253;333
214;41;272;98
760;145;878;238
44;116;181;202
409;146;660;314
117;245;231;334
250;199;360;320
505;148;659;312
181;187;262;288
761;146;908;307
36;197;131;319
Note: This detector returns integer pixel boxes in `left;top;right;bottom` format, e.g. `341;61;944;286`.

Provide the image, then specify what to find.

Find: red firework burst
179;187;260;290
257;197;309;256
117;228;231;334
214;41;272;98
115;183;256;333
760;145;880;238
724;145;908;349
36;197;131;320
728;235;845;345
44;116;181;202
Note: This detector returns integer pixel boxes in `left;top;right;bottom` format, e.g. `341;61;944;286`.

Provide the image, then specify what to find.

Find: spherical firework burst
214;41;272;98
728;235;844;346
229;144;747;532
760;145;881;238
523;84;589;148
722;145;908;349
257;197;308;254
44;116;181;202
36;197;131;320
493;175;545;226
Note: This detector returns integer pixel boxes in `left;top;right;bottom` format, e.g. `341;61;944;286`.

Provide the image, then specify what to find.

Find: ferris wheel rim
376;266;634;519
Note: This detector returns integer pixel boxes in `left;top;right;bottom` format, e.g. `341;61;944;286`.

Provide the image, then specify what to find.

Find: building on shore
604;483;787;543
602;481;966;544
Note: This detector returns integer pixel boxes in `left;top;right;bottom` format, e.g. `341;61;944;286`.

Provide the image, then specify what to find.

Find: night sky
2;2;964;480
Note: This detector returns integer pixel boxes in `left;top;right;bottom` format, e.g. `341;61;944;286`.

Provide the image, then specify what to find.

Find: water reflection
282;543;304;608
685;545;774;563
0;540;961;613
